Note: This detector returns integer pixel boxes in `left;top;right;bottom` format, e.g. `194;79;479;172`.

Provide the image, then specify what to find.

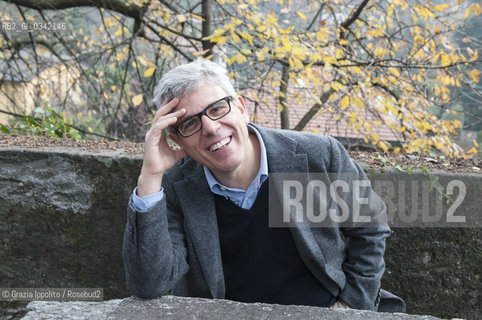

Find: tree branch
6;0;149;33
340;0;370;40
293;88;336;131
279;64;290;129
306;2;325;31
341;0;370;30
201;0;213;58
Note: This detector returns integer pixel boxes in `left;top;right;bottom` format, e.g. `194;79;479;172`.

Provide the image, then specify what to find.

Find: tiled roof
240;88;404;143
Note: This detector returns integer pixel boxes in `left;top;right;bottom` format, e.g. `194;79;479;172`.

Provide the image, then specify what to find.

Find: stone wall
23;296;443;320
0;146;480;319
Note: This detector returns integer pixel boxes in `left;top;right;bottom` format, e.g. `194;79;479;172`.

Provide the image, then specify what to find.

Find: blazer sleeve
327;137;391;311
122;174;190;298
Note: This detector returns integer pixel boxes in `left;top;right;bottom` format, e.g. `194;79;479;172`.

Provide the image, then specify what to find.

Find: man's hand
137;98;187;197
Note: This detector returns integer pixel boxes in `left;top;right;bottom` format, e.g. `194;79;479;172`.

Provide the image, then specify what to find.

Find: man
123;60;404;312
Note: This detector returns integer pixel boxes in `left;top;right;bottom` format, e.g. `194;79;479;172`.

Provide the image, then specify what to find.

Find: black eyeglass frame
171;96;233;137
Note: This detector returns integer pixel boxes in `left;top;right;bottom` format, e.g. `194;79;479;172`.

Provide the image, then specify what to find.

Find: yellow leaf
192;49;211;57
256;47;269;61
143;67;155;77
296;11;306;20
190;13;205;21
466;147;478;154
289;57;304;69
231;32;241;43
292;46;306;60
468;69;480;83
378;141;389;152
316;30;328;42
441;54;451;67
334;114;341;121
132;94;143;106
323;83;331;92
228;53;247;65
371;133;380;144
394;147;400;154
434;4;449;12
88;127;93;133
239;31;254;45
352;97;365;109
470;3;482;15
389;68;400;77
341;96;350;109
217;36;226;46
331;82;343;91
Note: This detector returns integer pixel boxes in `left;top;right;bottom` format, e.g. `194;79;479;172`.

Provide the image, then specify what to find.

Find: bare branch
5;0;149;33
293;88;336;132
279;64;290;129
340;0;370;39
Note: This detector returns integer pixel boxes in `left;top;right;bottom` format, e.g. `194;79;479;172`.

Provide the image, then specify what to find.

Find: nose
200;114;220;135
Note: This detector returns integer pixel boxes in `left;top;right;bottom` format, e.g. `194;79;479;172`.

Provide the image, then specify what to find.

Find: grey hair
152;60;237;107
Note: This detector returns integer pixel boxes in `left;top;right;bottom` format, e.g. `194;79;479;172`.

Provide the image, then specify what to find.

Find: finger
153;98;179;123
153;116;178;135
152;109;186;132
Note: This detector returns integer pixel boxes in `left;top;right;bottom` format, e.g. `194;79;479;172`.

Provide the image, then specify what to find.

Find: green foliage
71;111;107;141
375;155;453;204
4;101;81;140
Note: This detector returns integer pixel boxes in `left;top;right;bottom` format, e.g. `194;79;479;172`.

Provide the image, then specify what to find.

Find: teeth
209;137;231;151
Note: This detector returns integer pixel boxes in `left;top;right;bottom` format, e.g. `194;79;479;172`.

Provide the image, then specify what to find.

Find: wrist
137;171;164;197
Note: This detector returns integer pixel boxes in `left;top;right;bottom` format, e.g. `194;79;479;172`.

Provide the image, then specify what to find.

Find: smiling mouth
208;136;232;152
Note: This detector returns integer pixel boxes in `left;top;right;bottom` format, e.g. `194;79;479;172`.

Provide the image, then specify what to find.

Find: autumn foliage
0;0;480;157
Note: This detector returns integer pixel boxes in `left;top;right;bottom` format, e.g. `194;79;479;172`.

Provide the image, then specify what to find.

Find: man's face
170;84;251;176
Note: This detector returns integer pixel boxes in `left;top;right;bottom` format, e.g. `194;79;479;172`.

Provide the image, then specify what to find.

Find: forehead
176;84;228;115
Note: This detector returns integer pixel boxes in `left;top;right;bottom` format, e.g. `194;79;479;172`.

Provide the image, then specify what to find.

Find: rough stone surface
0;148;141;302
23;296;443;320
0;146;480;320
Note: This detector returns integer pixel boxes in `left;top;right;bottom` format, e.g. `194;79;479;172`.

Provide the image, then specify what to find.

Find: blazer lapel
258;127;337;293
173;159;225;299
257;126;308;174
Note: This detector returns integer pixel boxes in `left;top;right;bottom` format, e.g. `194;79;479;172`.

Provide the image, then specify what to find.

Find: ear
235;96;250;123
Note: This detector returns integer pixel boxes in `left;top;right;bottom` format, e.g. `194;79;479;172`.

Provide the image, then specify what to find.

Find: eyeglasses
173;96;232;137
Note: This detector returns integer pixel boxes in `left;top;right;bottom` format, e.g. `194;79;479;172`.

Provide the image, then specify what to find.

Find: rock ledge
23;296;445;320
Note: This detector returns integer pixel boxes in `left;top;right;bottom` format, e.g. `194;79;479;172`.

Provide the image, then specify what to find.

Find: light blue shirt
132;124;268;211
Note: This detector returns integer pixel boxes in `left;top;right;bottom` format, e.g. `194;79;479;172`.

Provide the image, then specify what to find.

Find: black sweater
214;180;335;307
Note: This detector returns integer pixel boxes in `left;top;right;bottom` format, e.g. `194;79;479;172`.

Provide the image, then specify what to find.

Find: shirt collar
203;123;268;192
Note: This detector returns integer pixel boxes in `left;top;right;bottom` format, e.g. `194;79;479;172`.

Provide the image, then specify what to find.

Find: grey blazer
123;126;405;312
